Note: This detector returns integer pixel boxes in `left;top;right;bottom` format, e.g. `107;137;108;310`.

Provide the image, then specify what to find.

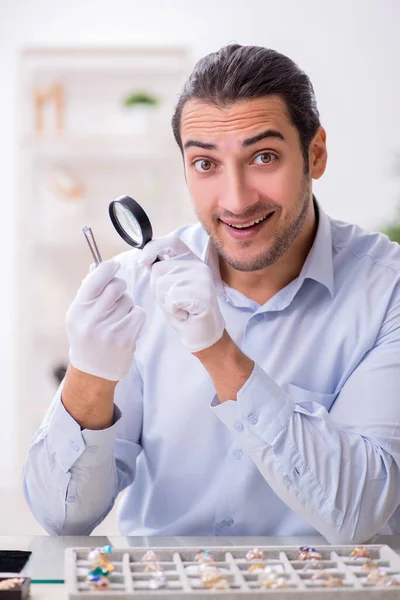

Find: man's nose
218;168;259;216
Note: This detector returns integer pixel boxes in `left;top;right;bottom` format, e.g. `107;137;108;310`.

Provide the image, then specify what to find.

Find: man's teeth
228;214;270;229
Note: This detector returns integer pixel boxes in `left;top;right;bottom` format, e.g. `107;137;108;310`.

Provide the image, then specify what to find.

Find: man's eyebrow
242;129;285;147
183;129;285;152
183;140;216;151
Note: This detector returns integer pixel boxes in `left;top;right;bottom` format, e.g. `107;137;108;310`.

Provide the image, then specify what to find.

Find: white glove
138;236;225;353
66;260;146;381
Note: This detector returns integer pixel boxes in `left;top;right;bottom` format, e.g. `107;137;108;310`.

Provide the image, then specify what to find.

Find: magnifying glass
109;195;153;249
83;195;156;267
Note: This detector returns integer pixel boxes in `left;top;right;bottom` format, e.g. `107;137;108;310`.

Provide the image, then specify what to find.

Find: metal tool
82;225;102;266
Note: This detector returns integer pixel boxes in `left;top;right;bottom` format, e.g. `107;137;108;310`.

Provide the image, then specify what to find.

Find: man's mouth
222;212;274;229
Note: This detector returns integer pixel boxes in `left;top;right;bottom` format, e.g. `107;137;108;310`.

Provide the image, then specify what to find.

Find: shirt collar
201;195;335;299
299;197;335;297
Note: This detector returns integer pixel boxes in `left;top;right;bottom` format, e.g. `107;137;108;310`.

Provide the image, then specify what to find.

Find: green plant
382;208;400;244
123;92;159;107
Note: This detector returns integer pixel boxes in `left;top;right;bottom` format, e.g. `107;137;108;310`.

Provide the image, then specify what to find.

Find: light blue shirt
23;201;400;543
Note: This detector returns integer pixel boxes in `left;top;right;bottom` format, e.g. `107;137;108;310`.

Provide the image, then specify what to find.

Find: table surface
1;535;399;599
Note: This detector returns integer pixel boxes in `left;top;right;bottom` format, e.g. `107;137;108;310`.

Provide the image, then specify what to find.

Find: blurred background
0;0;399;535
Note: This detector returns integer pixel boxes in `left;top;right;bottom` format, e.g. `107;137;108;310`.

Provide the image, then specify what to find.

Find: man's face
180;96;318;272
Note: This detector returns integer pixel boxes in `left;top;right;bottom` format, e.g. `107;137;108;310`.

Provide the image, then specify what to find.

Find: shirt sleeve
23;362;143;535
211;301;400;545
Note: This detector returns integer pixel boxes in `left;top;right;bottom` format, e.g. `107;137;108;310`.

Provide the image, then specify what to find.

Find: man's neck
219;201;318;306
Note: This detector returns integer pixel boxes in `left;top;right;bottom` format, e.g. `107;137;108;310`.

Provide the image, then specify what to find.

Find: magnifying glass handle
82;225;102;266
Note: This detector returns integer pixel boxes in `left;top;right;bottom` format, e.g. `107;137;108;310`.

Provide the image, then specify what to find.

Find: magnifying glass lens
114;203;143;246
109;195;153;249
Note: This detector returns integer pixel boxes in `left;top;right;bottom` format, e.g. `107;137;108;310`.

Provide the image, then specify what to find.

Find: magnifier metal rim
109;195;153;249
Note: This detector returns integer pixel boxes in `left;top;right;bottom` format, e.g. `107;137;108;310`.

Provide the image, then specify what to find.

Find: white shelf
19;134;180;159
21;46;190;72
16;45;191;468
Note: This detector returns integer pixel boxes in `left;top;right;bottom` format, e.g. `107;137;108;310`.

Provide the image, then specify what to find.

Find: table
1;535;399;599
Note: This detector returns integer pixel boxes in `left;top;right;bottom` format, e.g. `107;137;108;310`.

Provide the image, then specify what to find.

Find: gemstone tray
65;544;400;599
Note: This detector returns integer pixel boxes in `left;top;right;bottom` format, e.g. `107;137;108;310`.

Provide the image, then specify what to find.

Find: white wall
0;0;399;531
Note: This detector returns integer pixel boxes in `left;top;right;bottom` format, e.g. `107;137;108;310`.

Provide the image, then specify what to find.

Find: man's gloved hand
66;260;146;381
138;236;225;353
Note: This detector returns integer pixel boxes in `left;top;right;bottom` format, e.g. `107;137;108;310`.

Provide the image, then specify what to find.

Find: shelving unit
16;47;194;464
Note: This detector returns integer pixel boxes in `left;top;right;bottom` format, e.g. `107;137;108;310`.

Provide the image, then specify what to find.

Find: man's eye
254;152;277;165
193;159;214;172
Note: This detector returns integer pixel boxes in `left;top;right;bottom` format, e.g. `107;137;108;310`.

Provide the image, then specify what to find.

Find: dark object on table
0;551;31;573
0;577;31;599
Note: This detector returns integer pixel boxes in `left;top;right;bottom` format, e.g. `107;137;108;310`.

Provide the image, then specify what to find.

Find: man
24;44;400;543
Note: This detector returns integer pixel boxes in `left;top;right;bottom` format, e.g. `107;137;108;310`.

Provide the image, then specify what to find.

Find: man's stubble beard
199;176;312;273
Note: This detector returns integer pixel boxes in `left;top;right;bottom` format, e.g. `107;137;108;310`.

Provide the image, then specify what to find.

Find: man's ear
309;126;327;180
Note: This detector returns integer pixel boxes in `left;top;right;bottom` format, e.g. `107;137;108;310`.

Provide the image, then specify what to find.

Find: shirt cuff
211;362;294;445
45;395;122;472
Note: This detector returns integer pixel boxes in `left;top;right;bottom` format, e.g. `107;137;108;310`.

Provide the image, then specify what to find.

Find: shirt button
86;445;98;453
248;412;259;425
67;495;75;503
223;517;234;526
70;441;80;452
234;449;243;460
255;313;264;321
234;422;244;433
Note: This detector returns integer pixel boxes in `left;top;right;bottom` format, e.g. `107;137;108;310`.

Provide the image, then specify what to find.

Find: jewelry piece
142;552;167;590
87;547;101;563
264;566;281;575
365;570;382;584
311;572;331;581
382;576;400;587
195;549;215;563
258;573;289;590
200;570;229;589
298;546;323;561
144;562;162;573
85;545;114;590
258;566;289;589
349;546;370;560
248;563;265;574
141;550;159;563
0;578;24;590
210;578;230;590
366;571;400;587
311;572;343;587
323;576;344;588
246;547;265;561
97;546;114;573
87;574;110;591
148;571;168;590
261;576;289;590
360;559;379;572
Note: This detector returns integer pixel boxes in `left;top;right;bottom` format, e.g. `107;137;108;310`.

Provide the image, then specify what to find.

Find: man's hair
171;44;321;171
